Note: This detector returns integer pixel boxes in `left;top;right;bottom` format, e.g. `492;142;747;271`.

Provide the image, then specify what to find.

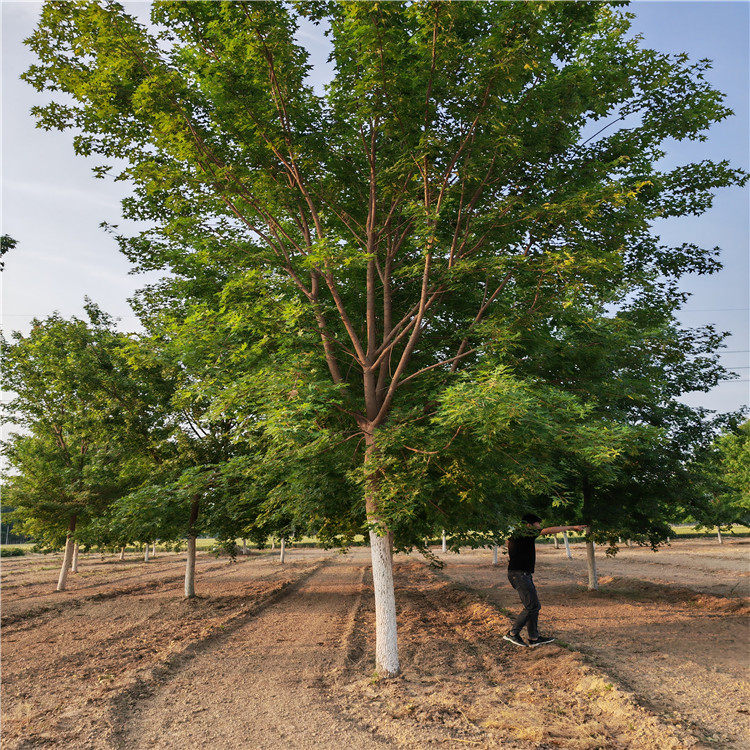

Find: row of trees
4;1;749;677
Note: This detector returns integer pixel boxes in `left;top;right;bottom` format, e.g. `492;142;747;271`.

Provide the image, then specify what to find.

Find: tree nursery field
1;537;748;750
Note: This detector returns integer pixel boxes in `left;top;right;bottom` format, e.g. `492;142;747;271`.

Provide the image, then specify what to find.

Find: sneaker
503;631;528;647
528;635;555;648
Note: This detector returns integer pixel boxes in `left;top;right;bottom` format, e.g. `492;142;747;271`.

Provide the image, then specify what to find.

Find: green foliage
19;0;746;557
0;548;27;558
2;304;174;549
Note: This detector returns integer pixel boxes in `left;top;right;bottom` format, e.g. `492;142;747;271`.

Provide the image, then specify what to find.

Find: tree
689;419;750;539
0;234;17;271
24;0;745;675
2;304;167;589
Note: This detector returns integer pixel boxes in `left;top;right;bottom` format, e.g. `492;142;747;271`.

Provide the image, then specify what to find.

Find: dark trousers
508;570;541;639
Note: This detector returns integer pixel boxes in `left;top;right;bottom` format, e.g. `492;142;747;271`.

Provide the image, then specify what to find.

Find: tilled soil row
1;553;261;625
332;559;703;750
0;553;331;750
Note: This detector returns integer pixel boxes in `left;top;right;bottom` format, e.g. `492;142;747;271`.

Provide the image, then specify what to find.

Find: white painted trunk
717;528;723;544
185;536;197;598
144;544;150;562
71;543;80;573
492;544;498;566
242;539;248;555
586;540;599;591
627;539;633;548
271;539;276;551
369;530;399;677
119;546;126;560
563;530;572;559
152;542;156;557
441;531;447;553
57;536;76;591
279;537;286;564
554;534;560;549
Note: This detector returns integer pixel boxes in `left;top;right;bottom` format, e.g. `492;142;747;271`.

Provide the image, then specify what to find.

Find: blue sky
2;1;748;413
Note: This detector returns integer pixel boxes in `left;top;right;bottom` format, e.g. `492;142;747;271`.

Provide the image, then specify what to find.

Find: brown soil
1;538;748;749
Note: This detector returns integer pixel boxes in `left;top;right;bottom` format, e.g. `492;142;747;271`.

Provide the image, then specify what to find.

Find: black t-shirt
507;527;540;573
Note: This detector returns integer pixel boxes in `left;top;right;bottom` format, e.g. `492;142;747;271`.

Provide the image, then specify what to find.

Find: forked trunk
586;540;599;591
56;515;77;591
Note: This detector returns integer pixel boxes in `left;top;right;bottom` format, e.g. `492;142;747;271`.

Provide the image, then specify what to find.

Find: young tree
689;419;750;539
2;304;166;589
24;0;745;675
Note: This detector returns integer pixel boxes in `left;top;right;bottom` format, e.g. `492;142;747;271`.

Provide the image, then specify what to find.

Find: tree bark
369;528;399;677
364;428;399;678
492;544;498;566
717;528;723;544
144;543;150;562
119;546;126;560
184;496;200;599
441;531;447;553
71;543;80;573
56;515;77;591
279;537;286;564
554;534;560;550
563;530;573;559
586;540;599;591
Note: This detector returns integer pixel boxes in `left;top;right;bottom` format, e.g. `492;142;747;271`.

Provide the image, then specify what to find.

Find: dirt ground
1;537;748;749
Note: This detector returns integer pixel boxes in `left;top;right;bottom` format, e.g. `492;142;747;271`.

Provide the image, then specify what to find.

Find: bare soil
1;538;748;749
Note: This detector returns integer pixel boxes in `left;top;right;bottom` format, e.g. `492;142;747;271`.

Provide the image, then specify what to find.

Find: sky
1;0;748;414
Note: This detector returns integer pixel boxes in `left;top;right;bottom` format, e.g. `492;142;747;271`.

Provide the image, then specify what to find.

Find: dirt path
111;553;387;750
2;539;748;749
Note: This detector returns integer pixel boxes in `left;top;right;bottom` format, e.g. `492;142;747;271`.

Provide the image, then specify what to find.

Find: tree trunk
144;543;150;562
717;528;723;544
71;543;80;573
586;540;599;591
279;537;286;564
364;427;399;678
554;534;560;550
184;496;200;599
492;544;498;566
563;530;573;559
152;542;157;557
242;539;248;555
56;515;77;591
441;531;447;553
119;546;126;560
369;528;399;677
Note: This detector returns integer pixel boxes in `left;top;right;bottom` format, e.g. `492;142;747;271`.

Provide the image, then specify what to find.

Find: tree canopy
19;0;747;676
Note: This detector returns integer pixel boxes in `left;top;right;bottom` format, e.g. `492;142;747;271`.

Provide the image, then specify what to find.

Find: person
503;513;588;648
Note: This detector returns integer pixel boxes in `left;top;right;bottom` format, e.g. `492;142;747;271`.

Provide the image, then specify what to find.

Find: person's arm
539;524;588;536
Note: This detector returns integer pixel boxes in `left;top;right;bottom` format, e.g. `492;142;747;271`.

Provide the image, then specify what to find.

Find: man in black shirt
503;513;588;648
